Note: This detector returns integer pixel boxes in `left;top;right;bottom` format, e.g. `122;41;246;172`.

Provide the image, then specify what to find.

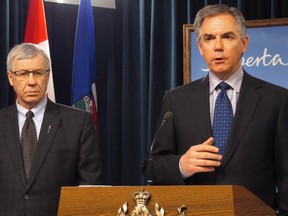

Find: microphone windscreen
163;111;174;121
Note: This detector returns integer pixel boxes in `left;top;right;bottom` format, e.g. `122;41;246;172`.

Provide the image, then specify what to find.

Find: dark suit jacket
143;72;288;215
0;99;102;216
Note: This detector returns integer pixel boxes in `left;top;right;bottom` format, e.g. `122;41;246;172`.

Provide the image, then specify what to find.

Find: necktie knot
26;110;34;119
217;81;231;91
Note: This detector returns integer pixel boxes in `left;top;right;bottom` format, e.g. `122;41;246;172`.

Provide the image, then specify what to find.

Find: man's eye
33;72;43;76
223;34;234;40
203;35;213;41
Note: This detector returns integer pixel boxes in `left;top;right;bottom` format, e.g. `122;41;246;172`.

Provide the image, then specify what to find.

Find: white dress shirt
17;97;48;140
209;67;244;125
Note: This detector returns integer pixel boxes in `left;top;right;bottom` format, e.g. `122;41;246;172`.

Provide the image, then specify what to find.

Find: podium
58;185;275;216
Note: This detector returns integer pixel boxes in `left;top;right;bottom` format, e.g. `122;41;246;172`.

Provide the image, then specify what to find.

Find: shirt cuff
179;156;191;179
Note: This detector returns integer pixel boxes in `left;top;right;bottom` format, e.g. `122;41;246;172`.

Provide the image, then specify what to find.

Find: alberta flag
24;0;56;102
71;0;99;134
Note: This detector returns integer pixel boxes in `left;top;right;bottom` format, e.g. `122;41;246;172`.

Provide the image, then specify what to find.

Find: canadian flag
24;0;56;102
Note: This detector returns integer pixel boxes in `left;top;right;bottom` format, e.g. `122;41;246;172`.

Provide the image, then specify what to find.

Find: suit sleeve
143;91;186;185
275;94;288;215
77;112;102;185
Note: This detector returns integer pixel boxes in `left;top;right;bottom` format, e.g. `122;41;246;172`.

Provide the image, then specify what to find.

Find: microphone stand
146;111;174;185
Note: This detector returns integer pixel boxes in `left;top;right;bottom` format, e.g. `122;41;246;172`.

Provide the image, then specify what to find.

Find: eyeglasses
11;69;50;80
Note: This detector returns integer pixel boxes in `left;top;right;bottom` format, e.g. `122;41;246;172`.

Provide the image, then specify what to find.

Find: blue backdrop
191;23;288;88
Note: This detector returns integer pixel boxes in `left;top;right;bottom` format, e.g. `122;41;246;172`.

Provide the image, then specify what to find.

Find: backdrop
1;0;288;185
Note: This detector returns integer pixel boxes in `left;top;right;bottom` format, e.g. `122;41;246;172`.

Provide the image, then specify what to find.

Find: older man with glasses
0;43;102;216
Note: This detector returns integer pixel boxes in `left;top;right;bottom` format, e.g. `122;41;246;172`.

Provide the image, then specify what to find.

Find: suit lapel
26;100;61;189
188;76;212;140
221;72;262;166
2;105;27;186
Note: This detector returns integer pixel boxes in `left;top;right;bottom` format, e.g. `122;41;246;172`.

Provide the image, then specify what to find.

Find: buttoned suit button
24;194;29;200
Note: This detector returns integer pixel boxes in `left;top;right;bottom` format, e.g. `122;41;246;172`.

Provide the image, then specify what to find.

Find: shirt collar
209;67;244;94
17;97;48;120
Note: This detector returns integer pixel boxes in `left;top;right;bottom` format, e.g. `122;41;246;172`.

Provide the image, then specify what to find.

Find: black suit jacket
143;72;288;215
0;99;102;216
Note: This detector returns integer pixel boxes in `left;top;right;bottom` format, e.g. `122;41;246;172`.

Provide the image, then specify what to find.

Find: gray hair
193;4;247;42
7;43;51;71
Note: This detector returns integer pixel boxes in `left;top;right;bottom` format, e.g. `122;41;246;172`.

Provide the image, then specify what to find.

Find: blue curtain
0;0;287;185
0;0;28;107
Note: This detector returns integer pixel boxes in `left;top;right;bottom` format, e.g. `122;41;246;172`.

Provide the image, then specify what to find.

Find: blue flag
71;0;99;133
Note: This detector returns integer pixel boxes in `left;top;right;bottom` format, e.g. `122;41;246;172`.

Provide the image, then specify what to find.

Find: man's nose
214;38;223;50
27;73;37;84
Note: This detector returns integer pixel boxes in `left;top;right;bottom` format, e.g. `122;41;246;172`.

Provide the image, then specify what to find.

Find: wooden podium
58;185;275;216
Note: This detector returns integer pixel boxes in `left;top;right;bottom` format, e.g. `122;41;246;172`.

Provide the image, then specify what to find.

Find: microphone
150;111;174;153
147;111;174;185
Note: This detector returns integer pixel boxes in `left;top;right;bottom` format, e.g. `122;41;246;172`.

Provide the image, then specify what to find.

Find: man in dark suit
143;4;288;215
0;43;102;215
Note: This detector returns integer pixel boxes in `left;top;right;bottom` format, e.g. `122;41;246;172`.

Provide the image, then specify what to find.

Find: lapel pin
47;125;51;134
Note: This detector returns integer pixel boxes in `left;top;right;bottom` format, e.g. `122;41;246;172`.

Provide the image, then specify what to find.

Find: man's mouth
26;91;38;96
213;58;225;63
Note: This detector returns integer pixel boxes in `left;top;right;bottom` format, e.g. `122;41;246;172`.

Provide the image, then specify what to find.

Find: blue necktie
213;81;233;155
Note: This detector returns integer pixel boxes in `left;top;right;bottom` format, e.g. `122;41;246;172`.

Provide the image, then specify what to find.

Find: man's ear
198;41;204;56
242;36;249;54
7;71;14;86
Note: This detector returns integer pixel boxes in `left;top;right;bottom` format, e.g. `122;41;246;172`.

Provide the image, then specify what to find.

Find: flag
24;0;56;102
71;0;99;134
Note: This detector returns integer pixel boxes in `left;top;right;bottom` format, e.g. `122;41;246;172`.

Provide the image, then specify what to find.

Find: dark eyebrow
202;31;236;37
202;33;214;39
222;31;236;37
